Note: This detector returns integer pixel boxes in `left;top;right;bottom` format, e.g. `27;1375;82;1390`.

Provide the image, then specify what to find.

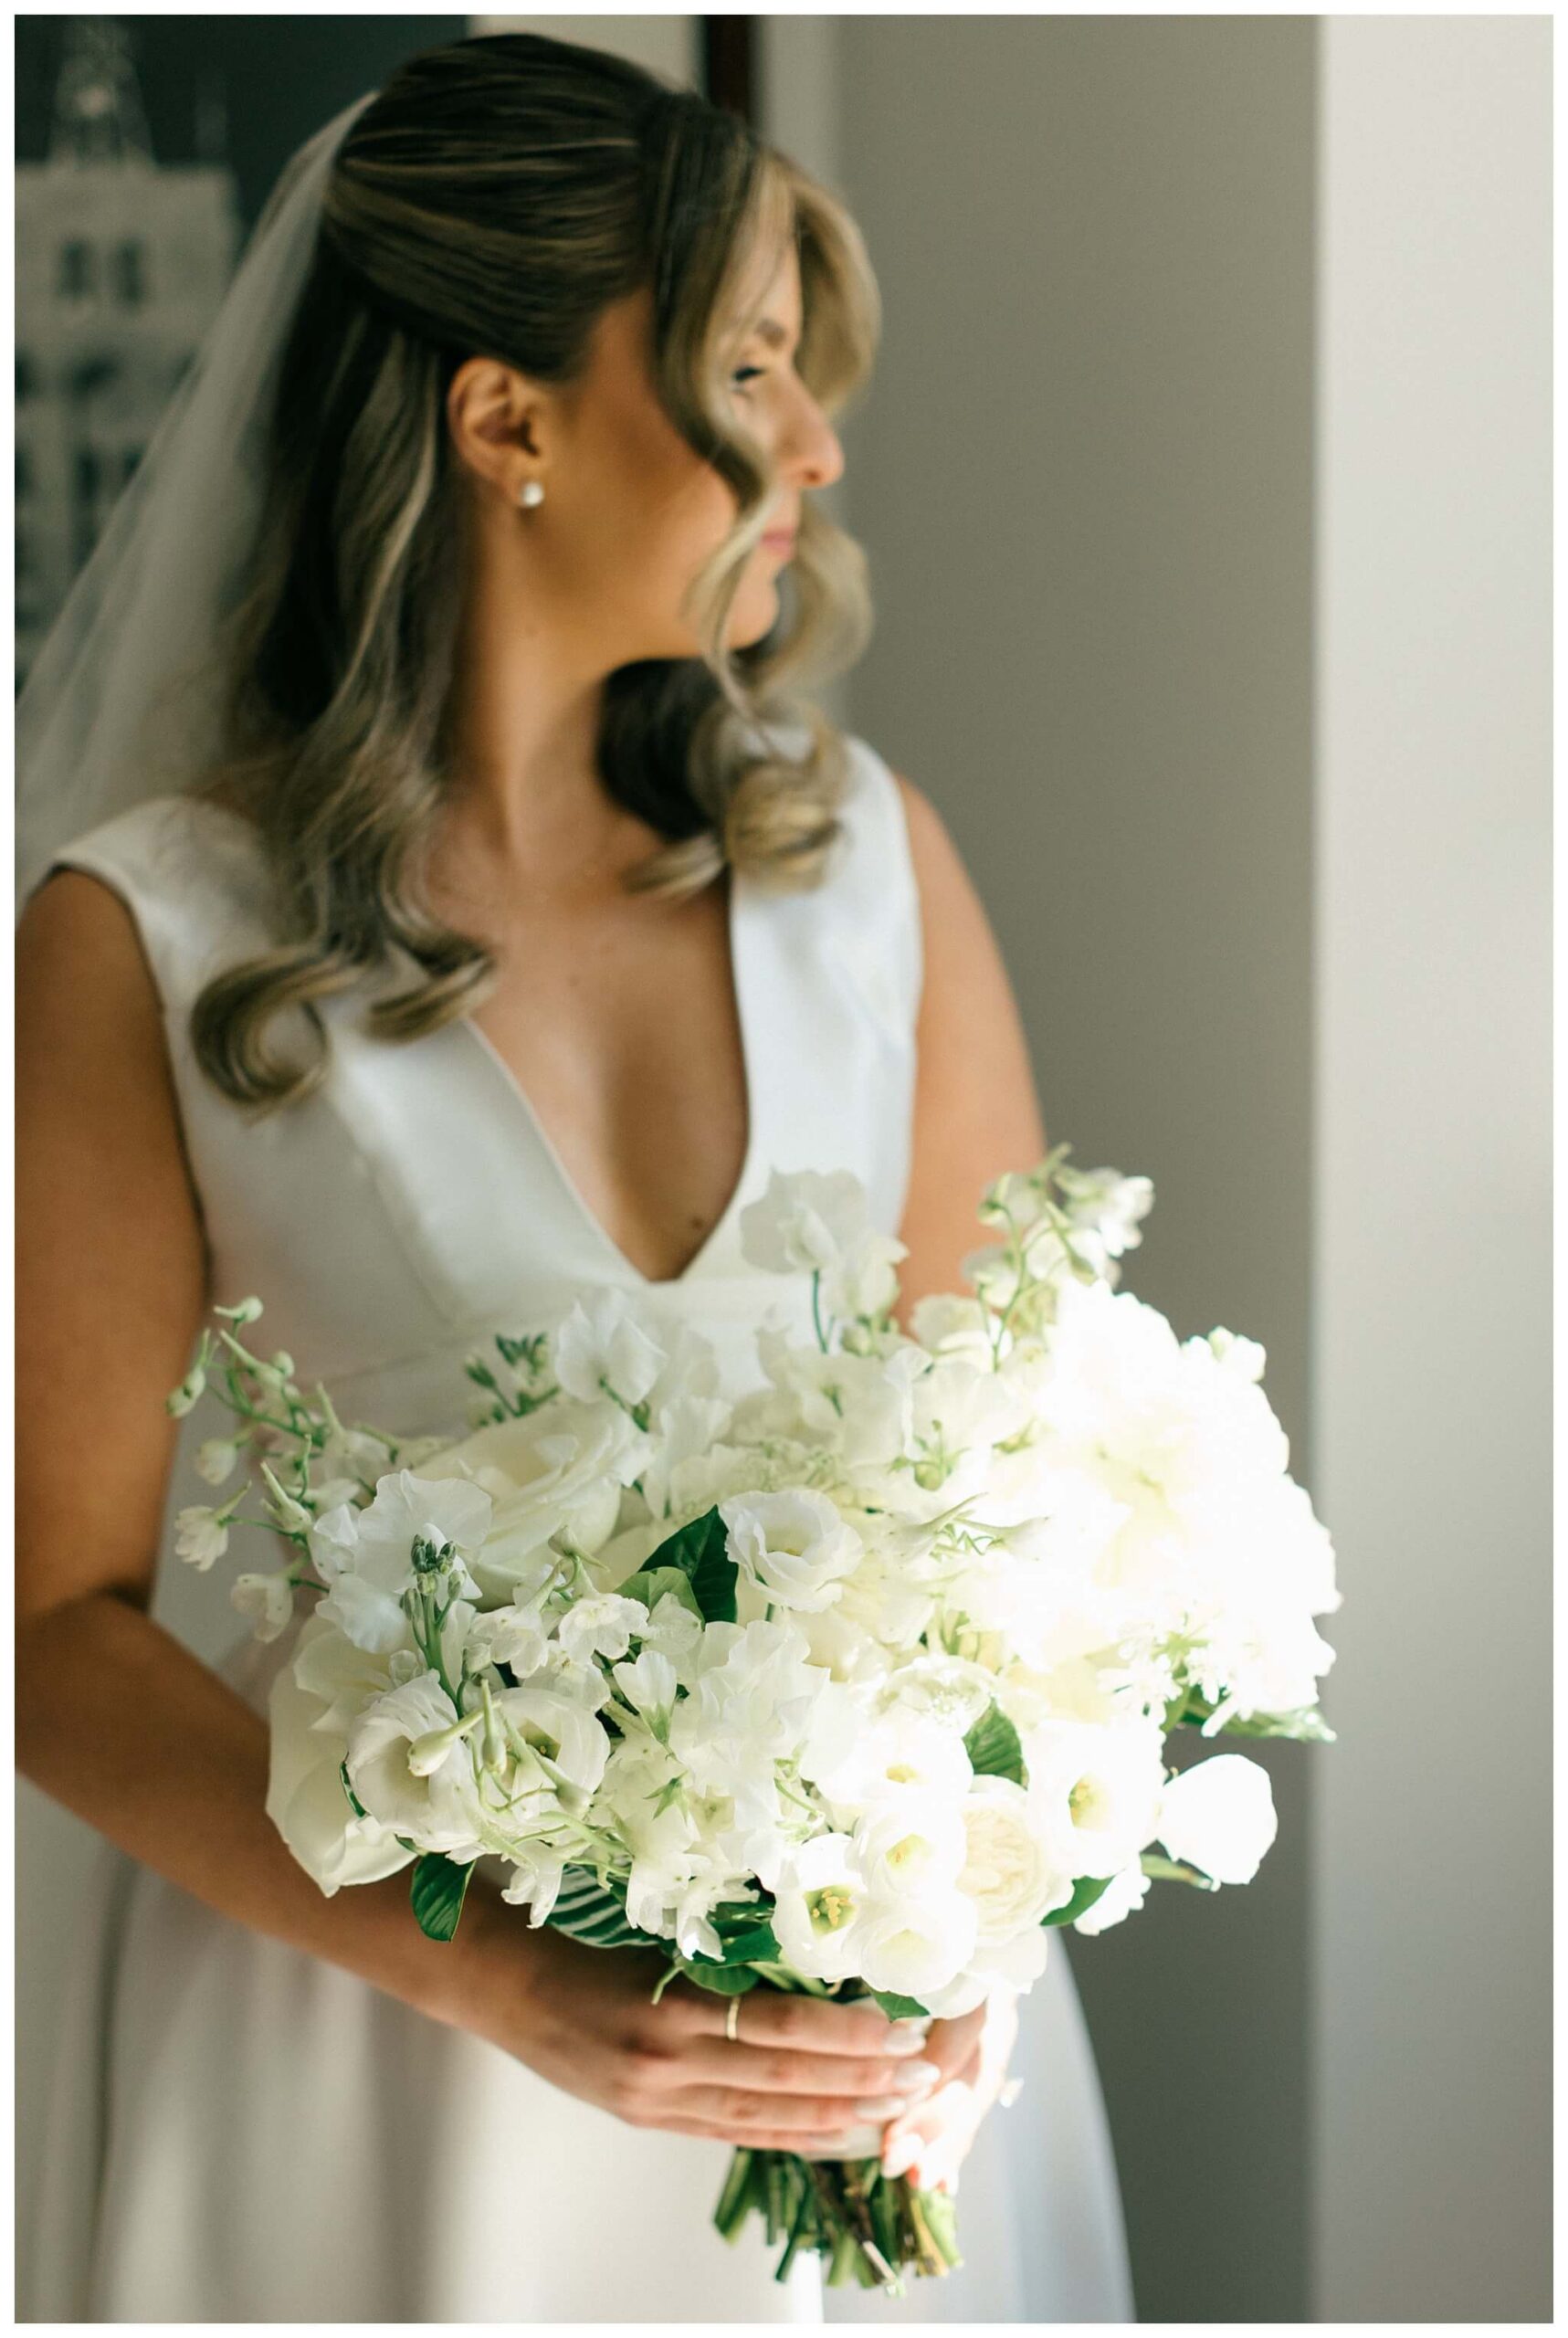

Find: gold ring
725;1996;742;2044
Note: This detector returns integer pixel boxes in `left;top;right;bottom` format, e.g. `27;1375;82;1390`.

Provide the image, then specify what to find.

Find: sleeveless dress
18;733;1134;2324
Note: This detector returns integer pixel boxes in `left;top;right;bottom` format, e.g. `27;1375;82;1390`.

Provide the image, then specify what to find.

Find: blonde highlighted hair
190;29;880;1110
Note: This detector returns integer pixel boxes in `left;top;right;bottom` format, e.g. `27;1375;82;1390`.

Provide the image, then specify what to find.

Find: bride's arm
884;769;1047;2186
16;869;963;2149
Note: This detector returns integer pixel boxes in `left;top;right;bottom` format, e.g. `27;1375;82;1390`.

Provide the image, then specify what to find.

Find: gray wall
828;17;1319;2322
1310;17;1552;2322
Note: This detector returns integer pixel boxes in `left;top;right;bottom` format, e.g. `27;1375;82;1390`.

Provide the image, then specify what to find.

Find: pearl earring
517;480;545;509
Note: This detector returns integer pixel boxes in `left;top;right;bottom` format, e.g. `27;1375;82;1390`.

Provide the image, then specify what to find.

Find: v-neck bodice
43;732;924;1448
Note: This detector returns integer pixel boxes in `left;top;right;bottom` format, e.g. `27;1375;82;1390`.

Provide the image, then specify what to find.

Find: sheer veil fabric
16;90;1134;2325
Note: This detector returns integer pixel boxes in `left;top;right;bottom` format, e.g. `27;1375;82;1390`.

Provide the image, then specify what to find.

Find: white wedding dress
19;732;1134;2324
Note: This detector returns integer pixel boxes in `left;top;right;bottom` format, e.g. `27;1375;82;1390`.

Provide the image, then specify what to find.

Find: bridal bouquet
170;1144;1339;2290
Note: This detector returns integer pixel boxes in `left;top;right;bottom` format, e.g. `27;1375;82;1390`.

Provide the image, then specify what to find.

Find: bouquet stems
712;2143;963;2291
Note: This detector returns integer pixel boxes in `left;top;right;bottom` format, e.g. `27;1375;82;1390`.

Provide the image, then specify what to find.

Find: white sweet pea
311;1472;489;1653
820;1227;908;1323
1157;1754;1278;1885
500;1843;569;1926
719;1487;862;1613
344;1674;485;1855
1072;1860;1152;1935
1206;1325;1268;1382
956;1776;1078;1942
772;1833;871;1982
612;1648;679;1734
556;1592;644;1667
552;1290;666;1409
462;1598;552;1681
230;1571;296;1644
738;1167;872;1277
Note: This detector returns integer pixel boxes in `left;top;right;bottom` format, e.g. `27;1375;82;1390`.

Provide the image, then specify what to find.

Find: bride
15;31;1131;2323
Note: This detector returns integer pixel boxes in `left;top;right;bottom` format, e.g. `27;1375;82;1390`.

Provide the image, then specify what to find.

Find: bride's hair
190;29;880;1111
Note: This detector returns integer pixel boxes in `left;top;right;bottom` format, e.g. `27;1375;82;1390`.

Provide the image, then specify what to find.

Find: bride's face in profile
446;237;845;668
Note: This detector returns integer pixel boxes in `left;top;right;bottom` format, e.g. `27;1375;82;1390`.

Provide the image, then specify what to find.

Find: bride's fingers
647;2083;895;2139
672;2037;943;2099
920;2003;987;2080
672;1986;928;2060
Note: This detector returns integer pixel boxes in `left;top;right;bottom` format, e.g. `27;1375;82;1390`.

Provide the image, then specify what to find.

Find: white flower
612;1648;679;1732
195;1437;242;1487
1206;1326;1267;1383
1072;1861;1152;1935
719;1487;862;1613
855;1801;968;1901
772;1833;872;1982
804;1699;973;1817
955;1776;1077;1943
174;1504;230;1571
500;1844;569;1926
416;1402;650;1595
556;1592;645;1667
492;1680;611;1796
1157;1754;1278;1885
230;1571;295;1643
820;1227;908;1322
310;1471;489;1652
1026;1719;1166;1880
857;1890;979;2001
266;1617;416;1895
552;1290;666;1409
738;1167;874;1277
344;1674;485;1854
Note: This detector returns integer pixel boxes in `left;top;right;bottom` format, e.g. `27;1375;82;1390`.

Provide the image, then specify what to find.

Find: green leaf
644;1504;737;1623
677;1954;763;1996
870;1989;930;2020
1042;1872;1113;1928
546;1867;647;1949
339;1759;368;1821
410;1851;473;1941
964;1702;1026;1785
618;1564;703;1620
1173;1689;1336;1743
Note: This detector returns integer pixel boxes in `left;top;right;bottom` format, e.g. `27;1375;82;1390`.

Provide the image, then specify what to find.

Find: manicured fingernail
855;2095;910;2119
881;2135;921;2179
901;2060;942;2092
885;2025;929;2055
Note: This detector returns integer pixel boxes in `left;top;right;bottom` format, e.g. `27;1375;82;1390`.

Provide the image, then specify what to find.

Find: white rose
719;1487;862;1613
1157;1754;1278;1885
956;1776;1077;1944
416;1402;649;1595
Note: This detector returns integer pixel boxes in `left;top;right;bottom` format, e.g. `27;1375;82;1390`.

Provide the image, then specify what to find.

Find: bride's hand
878;1987;1021;2195
462;1906;944;2150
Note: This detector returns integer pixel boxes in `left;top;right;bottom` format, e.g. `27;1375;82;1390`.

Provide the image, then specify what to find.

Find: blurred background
15;13;1552;2322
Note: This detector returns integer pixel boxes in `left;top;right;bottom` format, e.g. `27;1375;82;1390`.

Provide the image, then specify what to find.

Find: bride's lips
762;531;796;555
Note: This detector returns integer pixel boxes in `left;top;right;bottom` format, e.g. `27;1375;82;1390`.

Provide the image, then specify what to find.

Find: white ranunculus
344;1674;485;1854
1071;1860;1152;1935
857;1890;979;2001
738;1167;873;1277
230;1571;296;1643
772;1832;872;1983
955;1775;1078;1943
267;1620;416;1895
552;1289;666;1409
719;1487;862;1613
1157;1754;1278;1885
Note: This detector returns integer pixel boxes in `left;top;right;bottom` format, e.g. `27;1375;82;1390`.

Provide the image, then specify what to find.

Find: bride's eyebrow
731;315;797;352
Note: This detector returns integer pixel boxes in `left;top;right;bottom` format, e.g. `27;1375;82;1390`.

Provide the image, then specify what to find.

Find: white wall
1310;17;1552;2321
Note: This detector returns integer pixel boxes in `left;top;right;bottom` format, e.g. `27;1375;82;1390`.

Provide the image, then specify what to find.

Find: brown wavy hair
189;29;880;1110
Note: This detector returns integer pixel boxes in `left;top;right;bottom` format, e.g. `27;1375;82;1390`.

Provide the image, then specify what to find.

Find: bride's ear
446;356;552;509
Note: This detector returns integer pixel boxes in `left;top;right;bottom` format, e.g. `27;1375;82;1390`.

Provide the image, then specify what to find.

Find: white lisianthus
772;1833;871;1983
230;1570;296;1643
1157;1754;1278;1884
1027;1719;1167;1880
955;1775;1077;1942
266;1627;415;1896
492;1679;612;1796
855;1800;968;1901
552;1290;666;1409
344;1675;485;1854
804;1701;973;1818
719;1488;862;1613
195;1437;242;1487
857;1890;979;2001
1072;1860;1152;1935
739;1167;873;1277
174;1504;232;1571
